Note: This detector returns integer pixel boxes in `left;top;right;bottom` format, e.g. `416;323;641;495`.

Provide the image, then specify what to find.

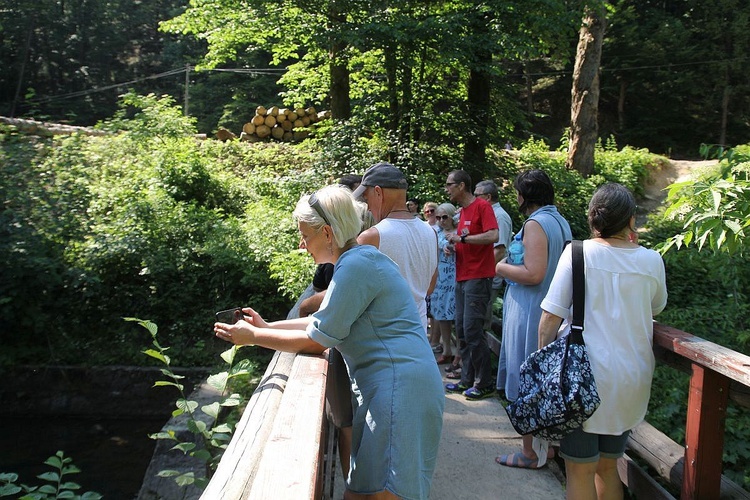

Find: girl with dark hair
495;169;572;469
538;183;667;498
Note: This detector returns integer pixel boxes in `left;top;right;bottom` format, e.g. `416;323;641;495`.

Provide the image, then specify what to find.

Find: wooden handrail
202;314;750;499
200;350;329;499
486;321;750;499
647;323;749;499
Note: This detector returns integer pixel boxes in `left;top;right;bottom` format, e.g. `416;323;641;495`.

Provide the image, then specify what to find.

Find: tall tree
567;5;606;177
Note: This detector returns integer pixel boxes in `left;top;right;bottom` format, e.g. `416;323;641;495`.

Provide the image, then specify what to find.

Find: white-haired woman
430;202;459;368
215;185;445;500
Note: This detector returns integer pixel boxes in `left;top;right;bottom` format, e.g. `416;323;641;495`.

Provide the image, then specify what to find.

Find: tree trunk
399;47;413;146
463;66;491;180
525;61;534;115
720;66;729;147
618;79;627;131
566;7;606;178
329;9;350;121
385;44;399;136
463;10;492;180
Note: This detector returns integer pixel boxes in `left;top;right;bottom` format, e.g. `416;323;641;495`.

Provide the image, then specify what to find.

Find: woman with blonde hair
215;185;444;500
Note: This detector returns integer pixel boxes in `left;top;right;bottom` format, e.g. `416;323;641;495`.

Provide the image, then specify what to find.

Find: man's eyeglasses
474;192;489;197
309;192;331;226
437;215;451;221
445;182;458;188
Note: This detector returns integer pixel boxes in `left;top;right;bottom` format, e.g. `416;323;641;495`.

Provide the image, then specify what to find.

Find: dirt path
635;159;718;226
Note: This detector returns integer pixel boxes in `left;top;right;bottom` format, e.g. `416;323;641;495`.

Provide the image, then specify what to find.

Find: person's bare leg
594;457;623;500
428;317;440;346
438;320;454;356
339;426;352;479
565;459;598;500
344;489;400;500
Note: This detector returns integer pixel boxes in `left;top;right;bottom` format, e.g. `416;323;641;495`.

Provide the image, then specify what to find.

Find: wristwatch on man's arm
460;234;467;244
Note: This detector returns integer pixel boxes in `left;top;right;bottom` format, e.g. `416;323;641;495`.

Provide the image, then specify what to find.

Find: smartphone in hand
215;307;244;324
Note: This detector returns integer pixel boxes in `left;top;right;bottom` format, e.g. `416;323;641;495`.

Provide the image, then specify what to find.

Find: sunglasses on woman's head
309;192;332;226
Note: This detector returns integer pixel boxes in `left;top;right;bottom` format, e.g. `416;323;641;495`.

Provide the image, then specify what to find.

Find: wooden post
683;364;729;499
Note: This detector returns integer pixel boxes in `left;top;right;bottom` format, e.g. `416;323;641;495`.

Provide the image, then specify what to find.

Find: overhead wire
23;55;748;106
24;66;288;106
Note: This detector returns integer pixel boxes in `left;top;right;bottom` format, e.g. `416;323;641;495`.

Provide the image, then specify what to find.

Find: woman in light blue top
214;185;444;500
494;169;572;470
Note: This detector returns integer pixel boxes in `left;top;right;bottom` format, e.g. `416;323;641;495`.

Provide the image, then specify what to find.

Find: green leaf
150;430;177;440
153;381;181;388
37;472;59;482
59;482;81;490
156;470;181;478
725;219;743;234
57;491;75;498
0;485;22;496
212;424;232;433
43;455;63;469
191;449;212;462
124;317;159;337
38;484;57;493
220;346;236;364
176;399;199;414
0;473;19;482
143;349;169;364
201;402;221;419
187;419;208;434
161;368;184;380
174;472;196;487
172;442;196;454
81;492;104;500
221;393;242;407
207;372;228;391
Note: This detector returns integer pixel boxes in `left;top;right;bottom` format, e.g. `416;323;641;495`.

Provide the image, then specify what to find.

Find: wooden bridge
201;322;750;499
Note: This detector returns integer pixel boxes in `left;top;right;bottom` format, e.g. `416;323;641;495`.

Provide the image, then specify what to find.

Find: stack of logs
237;105;330;143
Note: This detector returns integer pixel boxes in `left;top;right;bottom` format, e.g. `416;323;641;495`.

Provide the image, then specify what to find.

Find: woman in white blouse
538;183;667;500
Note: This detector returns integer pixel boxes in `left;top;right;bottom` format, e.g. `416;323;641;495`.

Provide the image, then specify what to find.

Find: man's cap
352;162;408;199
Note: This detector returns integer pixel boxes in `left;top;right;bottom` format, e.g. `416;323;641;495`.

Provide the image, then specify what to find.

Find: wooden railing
200;350;331;499
202;319;750;499
621;323;750;499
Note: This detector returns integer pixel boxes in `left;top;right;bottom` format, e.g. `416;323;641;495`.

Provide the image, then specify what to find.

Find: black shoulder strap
571;240;585;340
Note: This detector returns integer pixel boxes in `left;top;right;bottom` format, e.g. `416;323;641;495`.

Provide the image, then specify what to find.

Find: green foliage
269;250;317;302
645;146;750;490
485;138;661;240
1;94;326;366
128;317;262;487
659;145;750;256
0;451;102;499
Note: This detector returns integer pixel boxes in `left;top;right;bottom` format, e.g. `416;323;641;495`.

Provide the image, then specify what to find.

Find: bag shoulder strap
571;240;585;341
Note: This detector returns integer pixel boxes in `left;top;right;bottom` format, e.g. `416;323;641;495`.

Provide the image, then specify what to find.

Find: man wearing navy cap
355;162;438;335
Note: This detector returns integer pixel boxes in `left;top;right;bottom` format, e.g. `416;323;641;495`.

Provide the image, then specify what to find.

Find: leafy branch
0;451;101;499
126;317;254;490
